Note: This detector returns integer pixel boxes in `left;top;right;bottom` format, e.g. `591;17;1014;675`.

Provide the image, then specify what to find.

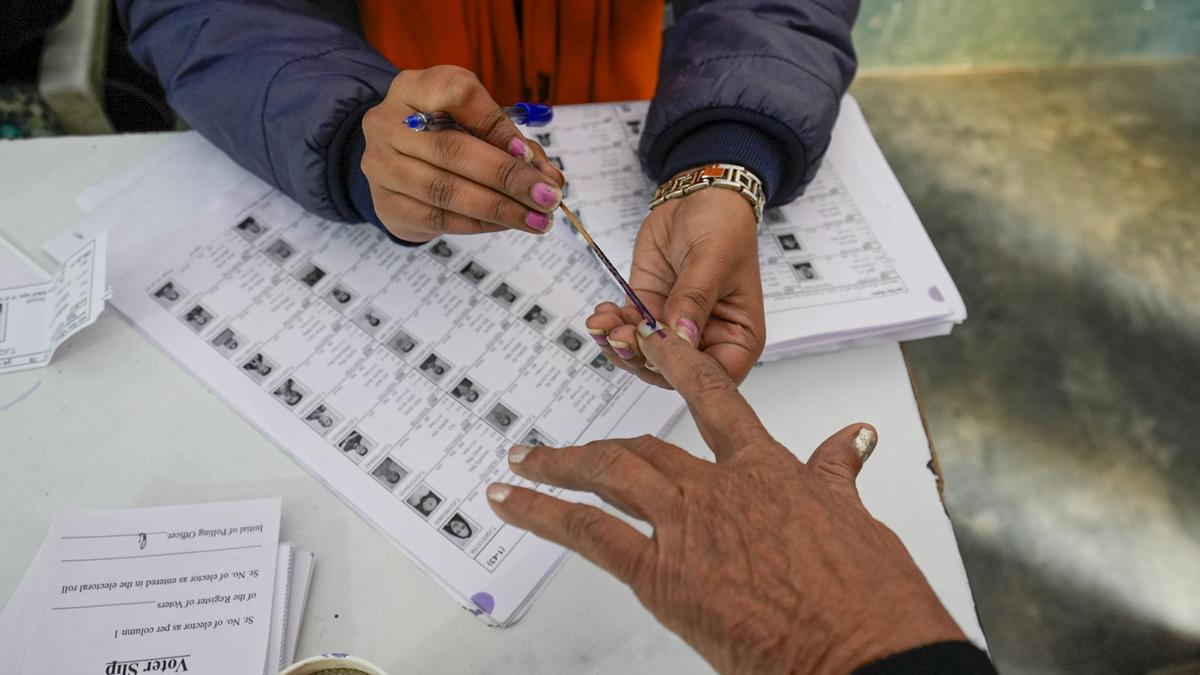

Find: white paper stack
531;98;966;361
0;499;314;675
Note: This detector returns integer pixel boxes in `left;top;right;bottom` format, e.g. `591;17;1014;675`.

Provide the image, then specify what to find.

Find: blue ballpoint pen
405;102;554;131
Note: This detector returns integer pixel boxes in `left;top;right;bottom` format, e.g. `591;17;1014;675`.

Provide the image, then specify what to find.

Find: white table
0;134;984;673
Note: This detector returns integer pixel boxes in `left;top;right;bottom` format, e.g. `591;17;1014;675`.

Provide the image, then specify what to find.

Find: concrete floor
852;61;1200;674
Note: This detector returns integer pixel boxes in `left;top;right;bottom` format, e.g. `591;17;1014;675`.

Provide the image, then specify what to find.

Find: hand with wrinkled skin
586;186;765;388
361;65;565;243
487;326;964;674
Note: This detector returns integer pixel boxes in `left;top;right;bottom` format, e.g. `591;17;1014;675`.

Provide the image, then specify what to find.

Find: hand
487;327;965;674
585;187;765;388
360;66;565;242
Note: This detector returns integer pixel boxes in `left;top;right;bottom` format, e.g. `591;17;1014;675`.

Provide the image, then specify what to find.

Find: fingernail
509;137;533;162
854;427;877;462
525;211;550;231
638;321;667;339
531;182;562;209
590;333;609;347
487;483;512;503
509;445;534;464
609;340;634;360
675;318;699;346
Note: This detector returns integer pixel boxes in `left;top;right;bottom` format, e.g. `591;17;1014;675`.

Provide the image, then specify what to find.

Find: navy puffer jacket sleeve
116;0;398;222
645;0;860;204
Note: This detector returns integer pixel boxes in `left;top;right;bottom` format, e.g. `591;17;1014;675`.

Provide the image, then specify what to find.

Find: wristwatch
649;162;765;224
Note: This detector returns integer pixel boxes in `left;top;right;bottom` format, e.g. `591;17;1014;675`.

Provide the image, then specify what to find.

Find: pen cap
513;102;553;127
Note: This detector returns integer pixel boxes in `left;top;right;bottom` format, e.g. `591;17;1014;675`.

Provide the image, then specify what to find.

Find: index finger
635;322;771;460
399;66;525;154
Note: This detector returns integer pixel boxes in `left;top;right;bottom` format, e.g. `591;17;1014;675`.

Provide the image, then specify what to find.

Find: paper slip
2;499;283;674
0;232;107;374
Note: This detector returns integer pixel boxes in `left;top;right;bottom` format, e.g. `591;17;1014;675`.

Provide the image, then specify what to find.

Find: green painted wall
853;0;1200;72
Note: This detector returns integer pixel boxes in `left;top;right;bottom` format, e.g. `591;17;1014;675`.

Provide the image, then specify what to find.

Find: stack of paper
0;499;313;675
35;97;964;626
531;98;966;360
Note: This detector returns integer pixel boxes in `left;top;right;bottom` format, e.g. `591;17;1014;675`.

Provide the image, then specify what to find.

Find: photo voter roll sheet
105;185;683;626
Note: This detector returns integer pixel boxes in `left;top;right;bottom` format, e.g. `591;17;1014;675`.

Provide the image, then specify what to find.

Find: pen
558;203;667;338
405;102;554;132
408;102;662;337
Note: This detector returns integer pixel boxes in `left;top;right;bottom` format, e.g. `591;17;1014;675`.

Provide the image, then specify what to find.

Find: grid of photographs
156;220;626;560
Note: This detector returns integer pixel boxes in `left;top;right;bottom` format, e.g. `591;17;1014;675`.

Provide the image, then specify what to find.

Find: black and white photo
522;304;554;331
793;261;819;280
556;328;585;353
440;512;479;548
458;260;490;285
272;377;308;408
589;353;618;380
485;402;518;434
490;281;520;308
451;377;485;406
370;456;409;490
385;329;419;357
521;427;553;447
778;234;802;251
353;306;389;335
181;304;214;332
233;216;267;242
324;284;355;309
427;239;456;261
419;352;452;383
241;352;277;382
303;403;342;435
296;262;327;288
337;429;374;461
405;485;443;518
151;280;185;307
264;238;295;264
209;328;244;357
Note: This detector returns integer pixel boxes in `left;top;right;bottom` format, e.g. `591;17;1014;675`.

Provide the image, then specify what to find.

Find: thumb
662;262;722;348
807;424;878;487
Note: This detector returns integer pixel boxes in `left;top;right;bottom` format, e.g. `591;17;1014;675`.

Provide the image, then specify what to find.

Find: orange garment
358;0;663;105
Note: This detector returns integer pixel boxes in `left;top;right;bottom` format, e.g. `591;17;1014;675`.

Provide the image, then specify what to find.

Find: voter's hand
361;66;565;243
585;188;765;387
487;327;965;674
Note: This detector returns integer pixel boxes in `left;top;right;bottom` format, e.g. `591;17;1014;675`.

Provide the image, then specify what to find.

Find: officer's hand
361;66;565;242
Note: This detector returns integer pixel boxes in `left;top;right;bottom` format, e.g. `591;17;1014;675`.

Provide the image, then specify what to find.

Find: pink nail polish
508;138;533;161
590;333;609;347
531;182;561;209
525;211;550;231
609;340;635;360
676;318;699;346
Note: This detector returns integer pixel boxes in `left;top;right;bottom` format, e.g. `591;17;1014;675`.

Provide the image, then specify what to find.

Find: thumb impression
807;424;878;489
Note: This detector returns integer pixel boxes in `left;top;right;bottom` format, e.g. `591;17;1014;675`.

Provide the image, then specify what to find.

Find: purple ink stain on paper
470;592;495;615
